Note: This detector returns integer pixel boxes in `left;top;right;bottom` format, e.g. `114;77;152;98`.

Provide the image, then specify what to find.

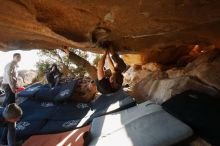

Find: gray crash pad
89;101;193;146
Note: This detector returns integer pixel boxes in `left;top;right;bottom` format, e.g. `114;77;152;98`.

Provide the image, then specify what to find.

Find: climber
63;41;127;94
46;63;62;88
96;41;127;94
0;103;23;146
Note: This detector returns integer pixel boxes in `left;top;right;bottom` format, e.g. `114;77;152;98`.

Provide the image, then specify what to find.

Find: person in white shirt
2;53;21;105
1;53;21;146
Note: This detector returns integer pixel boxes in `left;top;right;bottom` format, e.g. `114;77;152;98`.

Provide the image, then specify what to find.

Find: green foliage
35;60;51;83
35;49;93;82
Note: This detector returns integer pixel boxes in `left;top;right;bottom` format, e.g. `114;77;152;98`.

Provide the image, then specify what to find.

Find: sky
0;50;40;76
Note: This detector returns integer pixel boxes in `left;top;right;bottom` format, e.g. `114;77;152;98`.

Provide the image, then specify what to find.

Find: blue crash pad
19;100;57;121
17;83;43;98
16;120;47;140
89;89;135;120
17;80;77;102
34;80;77;102
0;90;135;140
40;90;135;134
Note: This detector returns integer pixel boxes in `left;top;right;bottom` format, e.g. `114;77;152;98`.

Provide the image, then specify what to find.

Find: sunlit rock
123;63;163;85
17;70;37;87
131;76;219;104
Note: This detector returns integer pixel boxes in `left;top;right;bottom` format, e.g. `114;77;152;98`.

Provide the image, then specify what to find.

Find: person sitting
96;44;127;94
0;103;23;146
46;64;62;88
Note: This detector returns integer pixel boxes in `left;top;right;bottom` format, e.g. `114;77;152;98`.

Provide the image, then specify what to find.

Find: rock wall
1;1;220;65
124;49;220;104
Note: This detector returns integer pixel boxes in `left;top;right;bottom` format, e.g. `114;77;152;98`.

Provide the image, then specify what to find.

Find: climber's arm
106;53;115;73
62;46;98;80
97;50;108;80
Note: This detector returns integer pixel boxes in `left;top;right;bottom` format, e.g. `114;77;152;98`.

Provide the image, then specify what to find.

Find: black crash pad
162;90;220;146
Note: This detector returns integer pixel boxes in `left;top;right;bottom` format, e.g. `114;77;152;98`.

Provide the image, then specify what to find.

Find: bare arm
62;47;98;80
97;51;107;80
107;53;115;73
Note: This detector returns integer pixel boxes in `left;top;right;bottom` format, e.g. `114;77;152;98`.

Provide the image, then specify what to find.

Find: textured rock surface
125;49;220;103
166;68;186;79
148;76;219;104
123;63;163;85
17;70;37;87
187;49;220;90
1;0;220;65
129;76;219;104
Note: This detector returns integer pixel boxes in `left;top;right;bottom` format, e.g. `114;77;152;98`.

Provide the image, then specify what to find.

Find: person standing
1;53;21;146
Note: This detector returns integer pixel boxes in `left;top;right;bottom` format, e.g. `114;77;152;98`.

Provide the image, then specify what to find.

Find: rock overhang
1;0;220;64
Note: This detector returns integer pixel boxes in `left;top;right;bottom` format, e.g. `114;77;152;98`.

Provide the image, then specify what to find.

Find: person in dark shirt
96;46;126;94
62;42;126;95
46;64;62;88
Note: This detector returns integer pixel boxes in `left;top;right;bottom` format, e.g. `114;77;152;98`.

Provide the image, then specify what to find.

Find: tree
35;48;90;82
35;60;51;83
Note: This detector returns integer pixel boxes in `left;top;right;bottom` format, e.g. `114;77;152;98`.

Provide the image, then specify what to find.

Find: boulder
123;63;163;85
189;61;220;91
126;49;220;104
190;138;212;146
130;76;220;104
166;68;186;79
17;70;37;87
127;71;167;103
123;64;151;85
187;49;220;91
185;49;220;71
150;76;219;104
141;62;162;72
